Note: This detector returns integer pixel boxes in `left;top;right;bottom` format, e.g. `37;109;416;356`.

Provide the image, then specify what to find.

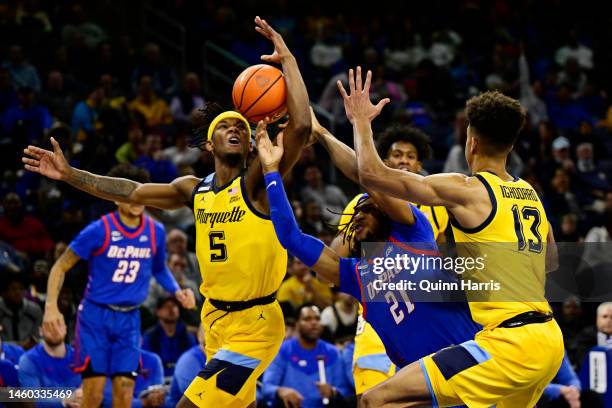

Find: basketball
232;64;287;124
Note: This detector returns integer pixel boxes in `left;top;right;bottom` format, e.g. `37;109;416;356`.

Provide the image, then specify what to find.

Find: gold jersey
192;173;287;301
451;171;551;329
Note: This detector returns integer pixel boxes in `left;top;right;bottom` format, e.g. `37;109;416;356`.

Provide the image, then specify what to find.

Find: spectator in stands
0;67;17;114
542;352;582;408
134;134;178;183
0;240;25;275
0;192;54;258
547;83;590;133
301;200;324;236
61;2;107;50
3;45;40;92
18;321;81;406
28;258;49;307
578;119;606;158
558;296;595;367
555;29;594;70
101;349;165;408
262;304;350;408
558;58;588;98
575;142;610;208
1;86;52;146
129;75;173;130
142;296;196;378
593;302;612;347
0;273;41;348
115;126;143;164
131;43;177;98
0;335;24;366
278;257;332;311
40;70;75;124
71;86;103;142
0;357;18;387
300;164;347;224
170;72;204;122
578;303;612;407
162;122;201;167
310;27;343;71
579;210;612;282
519;48;548;128
166;326;206;407
321;290;358;344
165;229;199;286
557;213;582;242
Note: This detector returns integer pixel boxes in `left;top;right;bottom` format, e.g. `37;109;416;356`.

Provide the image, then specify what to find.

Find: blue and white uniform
70;212;179;377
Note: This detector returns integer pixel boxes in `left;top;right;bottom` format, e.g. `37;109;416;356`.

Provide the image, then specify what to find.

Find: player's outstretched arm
339;67;472;209
311;108;415;225
252;16;311;174
44;247;80;336
256;120;340;285
22;138;197;210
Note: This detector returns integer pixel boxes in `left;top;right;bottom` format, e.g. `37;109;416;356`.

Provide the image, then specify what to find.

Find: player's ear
204;140;214;153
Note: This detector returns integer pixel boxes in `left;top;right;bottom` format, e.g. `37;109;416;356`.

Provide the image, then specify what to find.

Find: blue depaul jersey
69;212;178;306
339;205;481;368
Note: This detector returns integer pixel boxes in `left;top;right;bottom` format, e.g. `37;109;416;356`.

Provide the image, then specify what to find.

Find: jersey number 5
209;231;227;262
512;205;543;253
112;260;140;283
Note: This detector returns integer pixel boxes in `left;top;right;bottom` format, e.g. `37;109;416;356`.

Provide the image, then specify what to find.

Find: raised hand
337;66;390;124
255;118;284;173
22;137;71;180
255;16;292;63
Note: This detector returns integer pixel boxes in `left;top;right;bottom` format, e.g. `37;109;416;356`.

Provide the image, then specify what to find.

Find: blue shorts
73;300;140;377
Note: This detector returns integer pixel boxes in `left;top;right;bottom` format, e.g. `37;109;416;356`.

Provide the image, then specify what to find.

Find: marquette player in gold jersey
338;67;563;407
22;17;311;408
310;110;449;397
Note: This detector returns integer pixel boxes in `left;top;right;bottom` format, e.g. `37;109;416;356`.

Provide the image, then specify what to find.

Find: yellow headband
207;111;251;141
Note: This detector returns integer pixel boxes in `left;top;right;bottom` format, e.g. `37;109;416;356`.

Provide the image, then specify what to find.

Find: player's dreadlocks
334;195;393;258
188;101;225;149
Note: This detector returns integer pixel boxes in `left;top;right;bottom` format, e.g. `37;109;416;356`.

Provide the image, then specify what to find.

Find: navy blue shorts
73;300;140;377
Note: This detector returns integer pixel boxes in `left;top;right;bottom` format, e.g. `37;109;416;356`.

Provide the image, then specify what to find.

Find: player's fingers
24;164;41;173
24;145;47;157
337;80;348;100
364;70;372;95
50;137;62;154
275;132;284;150
375;98;391;112
22;157;39;166
348;69;355;95
356;66;362;93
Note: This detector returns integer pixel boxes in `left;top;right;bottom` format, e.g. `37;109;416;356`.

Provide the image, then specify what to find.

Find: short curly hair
376;125;432;161
107;163;151;184
465;91;526;151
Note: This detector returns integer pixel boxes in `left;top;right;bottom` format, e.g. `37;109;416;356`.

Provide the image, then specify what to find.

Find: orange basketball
232;64;287;124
